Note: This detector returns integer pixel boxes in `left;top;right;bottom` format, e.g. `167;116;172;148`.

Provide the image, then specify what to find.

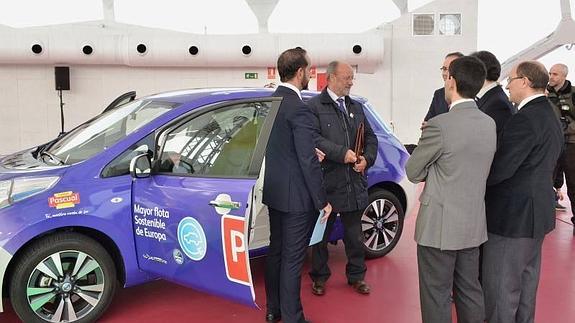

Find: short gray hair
326;61;340;78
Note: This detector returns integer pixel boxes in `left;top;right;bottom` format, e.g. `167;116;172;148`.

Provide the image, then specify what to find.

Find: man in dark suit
470;50;516;137
307;61;378;296
263;47;332;323
423;52;464;123
483;61;564;323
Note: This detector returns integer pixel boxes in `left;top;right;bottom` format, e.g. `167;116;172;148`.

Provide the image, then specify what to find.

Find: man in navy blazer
263;47;332;323
423;52;464;122
471;50;516;137
483;61;563;323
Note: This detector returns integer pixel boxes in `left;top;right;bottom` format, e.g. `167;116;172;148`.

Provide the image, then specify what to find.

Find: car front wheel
9;232;117;323
361;188;405;258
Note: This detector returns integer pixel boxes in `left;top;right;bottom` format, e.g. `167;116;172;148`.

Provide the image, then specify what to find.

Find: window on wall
439;14;462;36
158;101;271;177
412;13;435;36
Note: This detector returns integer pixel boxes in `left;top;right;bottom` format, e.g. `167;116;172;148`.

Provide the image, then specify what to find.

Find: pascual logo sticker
177;217;207;261
48;191;80;209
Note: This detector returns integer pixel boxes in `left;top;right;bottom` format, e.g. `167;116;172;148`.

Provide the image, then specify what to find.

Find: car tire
9;232;117;323
361;188;405;259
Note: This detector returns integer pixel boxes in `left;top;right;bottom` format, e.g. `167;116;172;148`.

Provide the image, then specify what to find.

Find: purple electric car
0;88;414;322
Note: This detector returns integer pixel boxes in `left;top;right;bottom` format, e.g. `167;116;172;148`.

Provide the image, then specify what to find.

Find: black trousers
309;210;366;284
559;143;575;224
265;208;317;323
482;233;543;323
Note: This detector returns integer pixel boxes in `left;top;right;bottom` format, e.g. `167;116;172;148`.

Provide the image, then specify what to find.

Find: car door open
130;98;279;307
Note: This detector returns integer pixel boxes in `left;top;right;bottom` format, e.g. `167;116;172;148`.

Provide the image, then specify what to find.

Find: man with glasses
307;61;378;296
422;51;464;126
483;61;563;323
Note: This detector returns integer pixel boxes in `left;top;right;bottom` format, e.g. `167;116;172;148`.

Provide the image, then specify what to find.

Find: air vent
413;14;435;36
31;43;43;54
189;46;199;55
439;14;462;35
137;44;147;55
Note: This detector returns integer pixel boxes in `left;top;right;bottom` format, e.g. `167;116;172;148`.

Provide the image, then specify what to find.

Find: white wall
386;0;478;143
0;65;304;155
0;0;478;155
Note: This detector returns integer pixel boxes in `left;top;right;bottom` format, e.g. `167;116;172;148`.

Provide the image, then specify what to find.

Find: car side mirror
130;153;151;178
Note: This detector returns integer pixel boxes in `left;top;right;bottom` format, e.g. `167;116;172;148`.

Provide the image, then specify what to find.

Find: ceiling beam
245;0;279;33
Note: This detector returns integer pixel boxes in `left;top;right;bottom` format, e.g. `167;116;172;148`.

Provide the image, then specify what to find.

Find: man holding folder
308;61;378;295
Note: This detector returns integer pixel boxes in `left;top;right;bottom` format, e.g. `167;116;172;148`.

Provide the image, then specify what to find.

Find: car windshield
46;99;178;165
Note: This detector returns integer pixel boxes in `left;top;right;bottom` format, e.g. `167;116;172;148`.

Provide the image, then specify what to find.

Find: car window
46;99;178;165
158;101;270;177
101;134;155;178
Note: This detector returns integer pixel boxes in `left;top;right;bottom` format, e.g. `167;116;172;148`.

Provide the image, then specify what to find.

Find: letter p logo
222;215;251;286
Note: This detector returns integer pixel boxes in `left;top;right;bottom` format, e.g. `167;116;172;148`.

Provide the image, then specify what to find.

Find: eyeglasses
506;76;524;84
335;74;355;82
440;66;449;72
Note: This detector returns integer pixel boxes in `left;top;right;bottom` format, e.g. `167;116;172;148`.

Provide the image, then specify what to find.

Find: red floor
2;200;574;322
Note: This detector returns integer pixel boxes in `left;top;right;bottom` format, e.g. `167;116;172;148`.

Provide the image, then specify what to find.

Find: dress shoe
265;312;281;322
311;281;325;296
349;280;371;294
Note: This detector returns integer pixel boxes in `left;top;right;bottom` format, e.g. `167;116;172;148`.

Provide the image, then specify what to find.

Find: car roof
144;87;367;105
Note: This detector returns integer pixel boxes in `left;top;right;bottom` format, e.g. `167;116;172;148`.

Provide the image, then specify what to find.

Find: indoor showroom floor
3;188;574;323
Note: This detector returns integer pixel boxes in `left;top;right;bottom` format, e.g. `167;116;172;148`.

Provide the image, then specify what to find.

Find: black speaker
55;66;70;91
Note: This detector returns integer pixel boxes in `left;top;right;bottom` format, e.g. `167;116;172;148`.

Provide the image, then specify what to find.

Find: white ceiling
0;0;404;33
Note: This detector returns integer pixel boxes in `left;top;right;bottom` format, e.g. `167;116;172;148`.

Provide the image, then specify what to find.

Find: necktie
337;97;347;115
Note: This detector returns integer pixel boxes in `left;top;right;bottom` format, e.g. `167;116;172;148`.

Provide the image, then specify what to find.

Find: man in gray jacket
406;56;496;323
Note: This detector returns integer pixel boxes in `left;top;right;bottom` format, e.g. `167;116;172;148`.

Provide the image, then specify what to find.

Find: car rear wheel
9;232;117;323
361;188;405;258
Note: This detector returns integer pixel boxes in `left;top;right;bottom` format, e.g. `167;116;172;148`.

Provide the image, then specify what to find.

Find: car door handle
209;200;241;210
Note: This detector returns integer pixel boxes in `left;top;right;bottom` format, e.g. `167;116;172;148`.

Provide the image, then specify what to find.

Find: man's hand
344;149;357;164
353;156;367;173
315;148;326;162
555;188;565;201
321;203;332;223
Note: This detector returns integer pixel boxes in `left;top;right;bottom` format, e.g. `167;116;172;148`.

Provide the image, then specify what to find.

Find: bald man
547;63;575;226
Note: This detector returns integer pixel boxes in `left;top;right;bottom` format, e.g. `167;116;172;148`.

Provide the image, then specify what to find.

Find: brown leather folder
354;122;365;174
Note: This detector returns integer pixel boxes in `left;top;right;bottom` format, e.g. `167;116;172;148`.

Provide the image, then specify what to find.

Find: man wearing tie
483;61;563;323
407;56;496;323
307;61;378;296
263;47;332;323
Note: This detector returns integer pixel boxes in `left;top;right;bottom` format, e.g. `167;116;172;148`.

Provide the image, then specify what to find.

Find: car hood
0;149;66;177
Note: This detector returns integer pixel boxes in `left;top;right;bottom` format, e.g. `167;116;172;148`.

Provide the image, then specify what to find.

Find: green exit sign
245;72;259;79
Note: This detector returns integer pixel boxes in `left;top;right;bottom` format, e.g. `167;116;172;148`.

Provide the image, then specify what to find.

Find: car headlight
0;177;60;209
